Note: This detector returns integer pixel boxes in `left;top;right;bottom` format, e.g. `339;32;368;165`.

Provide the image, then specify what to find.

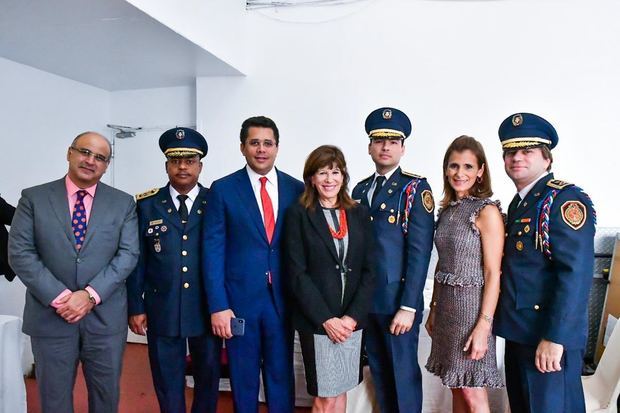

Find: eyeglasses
70;146;110;163
168;158;199;166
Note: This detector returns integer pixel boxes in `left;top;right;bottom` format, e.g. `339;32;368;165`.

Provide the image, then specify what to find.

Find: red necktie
259;177;275;243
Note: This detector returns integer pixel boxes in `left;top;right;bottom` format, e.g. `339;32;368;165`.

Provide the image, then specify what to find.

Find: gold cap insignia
382;109;392;120
512;114;523;127
561;201;586;230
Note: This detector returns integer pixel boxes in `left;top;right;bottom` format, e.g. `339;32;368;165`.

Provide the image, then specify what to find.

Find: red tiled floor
25;343;311;413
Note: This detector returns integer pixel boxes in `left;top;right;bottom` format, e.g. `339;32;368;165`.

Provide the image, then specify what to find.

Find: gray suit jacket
8;178;139;337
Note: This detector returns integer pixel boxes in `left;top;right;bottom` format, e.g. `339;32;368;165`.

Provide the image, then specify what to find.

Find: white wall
196;0;620;227
126;0;249;74
0;56;111;370
109;85;196;196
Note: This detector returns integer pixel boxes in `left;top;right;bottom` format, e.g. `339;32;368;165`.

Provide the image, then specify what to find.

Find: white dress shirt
366;165;399;204
169;184;200;214
517;171;549;206
246;165;279;222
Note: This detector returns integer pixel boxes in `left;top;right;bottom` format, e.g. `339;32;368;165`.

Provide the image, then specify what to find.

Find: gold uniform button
182;235;188;240
182;250;188;256
534;304;540;310
183;282;190;289
182;266;188;272
516;241;524;251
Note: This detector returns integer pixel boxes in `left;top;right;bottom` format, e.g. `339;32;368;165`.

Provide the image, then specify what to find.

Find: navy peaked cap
365;107;412;139
498;113;558;150
159;127;208;158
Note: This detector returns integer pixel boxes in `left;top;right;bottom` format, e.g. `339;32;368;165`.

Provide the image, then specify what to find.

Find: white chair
583;323;620;413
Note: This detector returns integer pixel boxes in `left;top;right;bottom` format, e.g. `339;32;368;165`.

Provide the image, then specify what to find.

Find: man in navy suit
203;116;304;413
352;108;435;413
494;113;596;413
127;128;221;413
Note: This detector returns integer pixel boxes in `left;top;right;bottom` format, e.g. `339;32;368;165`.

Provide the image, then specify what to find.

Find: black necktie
508;193;521;220
177;194;189;224
371;176;386;205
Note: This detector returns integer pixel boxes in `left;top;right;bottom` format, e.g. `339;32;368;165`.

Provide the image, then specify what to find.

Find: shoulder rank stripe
401;170;424;179
546;179;573;190
136;188;159;201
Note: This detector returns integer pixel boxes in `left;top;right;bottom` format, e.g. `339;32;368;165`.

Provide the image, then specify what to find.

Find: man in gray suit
9;131;139;413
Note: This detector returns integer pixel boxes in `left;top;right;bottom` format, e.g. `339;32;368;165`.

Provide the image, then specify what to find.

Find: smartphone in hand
231;318;245;336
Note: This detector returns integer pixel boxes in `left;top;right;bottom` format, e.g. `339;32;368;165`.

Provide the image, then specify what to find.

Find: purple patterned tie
72;190;88;250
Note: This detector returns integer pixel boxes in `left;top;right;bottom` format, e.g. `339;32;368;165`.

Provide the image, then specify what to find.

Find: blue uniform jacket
202;168;304;317
127;184;209;338
494;174;596;350
352;167;435;314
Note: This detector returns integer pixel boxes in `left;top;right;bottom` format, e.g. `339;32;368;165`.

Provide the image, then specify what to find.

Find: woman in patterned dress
425;136;505;413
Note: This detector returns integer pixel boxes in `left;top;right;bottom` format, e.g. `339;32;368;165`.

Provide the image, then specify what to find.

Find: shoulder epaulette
401;170;424;179
136;188;159;201
546;179;573;190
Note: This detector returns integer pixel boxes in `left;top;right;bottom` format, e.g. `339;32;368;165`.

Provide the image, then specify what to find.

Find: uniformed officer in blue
352;107;435;413
127;127;221;413
493;113;596;413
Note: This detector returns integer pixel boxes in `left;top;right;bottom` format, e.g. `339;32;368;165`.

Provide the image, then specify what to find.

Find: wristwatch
86;291;96;305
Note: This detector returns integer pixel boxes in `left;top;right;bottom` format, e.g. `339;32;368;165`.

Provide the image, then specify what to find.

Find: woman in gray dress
425;136;504;413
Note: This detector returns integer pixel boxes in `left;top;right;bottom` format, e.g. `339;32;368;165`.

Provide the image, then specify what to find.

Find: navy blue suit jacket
494;174;596;350
203;168;304;317
352;167;435;314
127;184;209;337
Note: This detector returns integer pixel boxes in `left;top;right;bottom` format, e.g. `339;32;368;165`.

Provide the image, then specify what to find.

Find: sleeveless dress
425;197;504;388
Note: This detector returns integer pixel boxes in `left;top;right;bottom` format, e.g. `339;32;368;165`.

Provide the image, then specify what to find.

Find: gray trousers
31;327;127;413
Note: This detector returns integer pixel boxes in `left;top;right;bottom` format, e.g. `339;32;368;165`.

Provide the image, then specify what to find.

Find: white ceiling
0;0;243;91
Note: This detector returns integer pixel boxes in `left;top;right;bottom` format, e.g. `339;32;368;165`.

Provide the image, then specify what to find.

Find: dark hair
440;135;493;208
300;145;357;210
502;145;553;172
239;116;279;145
540;145;553;171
